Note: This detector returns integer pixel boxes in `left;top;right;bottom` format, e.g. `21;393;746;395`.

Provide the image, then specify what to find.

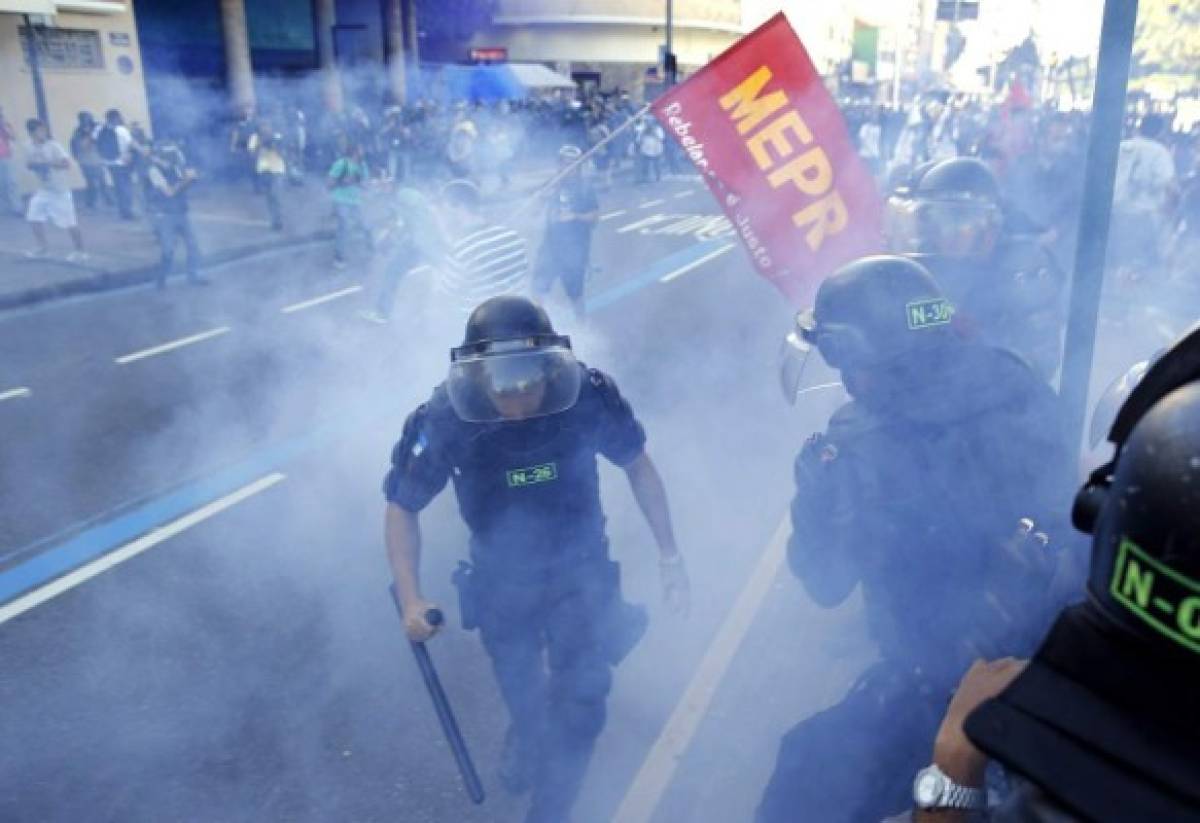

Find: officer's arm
786;436;861;607
385;503;424;607
382;404;450;640
623;452;679;560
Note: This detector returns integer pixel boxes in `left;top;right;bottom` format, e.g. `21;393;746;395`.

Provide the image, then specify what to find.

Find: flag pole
513;104;653;218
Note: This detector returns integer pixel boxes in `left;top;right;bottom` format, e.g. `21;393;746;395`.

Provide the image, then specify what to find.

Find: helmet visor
914;200;1000;257
887;196;999;257
780;310;850;404
447;339;581;423
780;314;817;404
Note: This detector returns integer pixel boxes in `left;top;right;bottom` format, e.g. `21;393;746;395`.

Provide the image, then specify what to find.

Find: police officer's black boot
499;724;538;796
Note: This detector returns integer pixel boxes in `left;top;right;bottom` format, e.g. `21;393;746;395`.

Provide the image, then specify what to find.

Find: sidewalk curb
0;183;539;314
0;230;333;314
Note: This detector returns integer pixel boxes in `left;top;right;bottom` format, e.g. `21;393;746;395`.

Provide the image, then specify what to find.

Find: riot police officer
383;296;689;823
886;156;1067;381
758;256;1077;823
914;322;1200;820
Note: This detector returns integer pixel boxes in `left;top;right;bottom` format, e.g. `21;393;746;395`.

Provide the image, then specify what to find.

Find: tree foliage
1132;0;1200;80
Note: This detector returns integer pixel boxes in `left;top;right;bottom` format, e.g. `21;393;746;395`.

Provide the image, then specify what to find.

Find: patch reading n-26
906;298;954;330
506;462;558;488
1110;537;1200;655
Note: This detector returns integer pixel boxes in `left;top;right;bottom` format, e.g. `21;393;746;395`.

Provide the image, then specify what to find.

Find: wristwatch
913;764;987;811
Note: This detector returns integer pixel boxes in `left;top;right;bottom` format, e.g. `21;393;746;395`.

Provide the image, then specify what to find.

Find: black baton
388;584;486;805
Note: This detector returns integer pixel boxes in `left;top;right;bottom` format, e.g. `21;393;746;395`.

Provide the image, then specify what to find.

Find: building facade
470;0;745;98
1;0;152;186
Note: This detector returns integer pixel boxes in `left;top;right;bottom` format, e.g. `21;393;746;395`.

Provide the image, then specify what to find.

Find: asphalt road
0;176;849;823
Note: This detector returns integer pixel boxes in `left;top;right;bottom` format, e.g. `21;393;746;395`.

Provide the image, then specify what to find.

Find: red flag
653;13;884;305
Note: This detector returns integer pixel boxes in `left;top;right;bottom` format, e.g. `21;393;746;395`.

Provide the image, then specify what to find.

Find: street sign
470;47;507;63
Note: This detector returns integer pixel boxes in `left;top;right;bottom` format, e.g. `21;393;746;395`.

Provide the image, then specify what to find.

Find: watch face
916;770;944;807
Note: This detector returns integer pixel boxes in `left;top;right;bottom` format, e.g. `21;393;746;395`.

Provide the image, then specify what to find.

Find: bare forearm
625;452;679;558
385;503;424;604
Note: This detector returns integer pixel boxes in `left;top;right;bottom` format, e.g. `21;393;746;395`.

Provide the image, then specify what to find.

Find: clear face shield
447;336;582;423
886;195;1001;259
778;310;854;405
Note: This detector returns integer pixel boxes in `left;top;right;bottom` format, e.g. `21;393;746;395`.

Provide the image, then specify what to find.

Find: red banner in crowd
652;12;884;305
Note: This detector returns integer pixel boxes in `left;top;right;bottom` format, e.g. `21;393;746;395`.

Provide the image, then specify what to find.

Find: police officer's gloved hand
659;553;690;617
402;597;442;642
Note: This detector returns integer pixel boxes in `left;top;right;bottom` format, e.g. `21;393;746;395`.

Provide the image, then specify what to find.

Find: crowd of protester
3;81;1198;317
844;89;1200;314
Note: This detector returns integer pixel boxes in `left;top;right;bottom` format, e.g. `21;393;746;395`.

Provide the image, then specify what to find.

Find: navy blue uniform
757;343;1077;823
384;364;645;822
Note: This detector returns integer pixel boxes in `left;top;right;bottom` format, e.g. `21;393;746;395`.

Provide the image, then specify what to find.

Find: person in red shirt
0;106;22;216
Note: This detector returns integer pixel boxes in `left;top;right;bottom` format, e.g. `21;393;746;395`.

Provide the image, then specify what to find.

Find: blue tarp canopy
416;62;576;103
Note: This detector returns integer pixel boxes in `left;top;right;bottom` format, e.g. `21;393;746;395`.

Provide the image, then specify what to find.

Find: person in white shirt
1110;114;1178;273
24;119;87;262
858;109;883;178
635;117;665;185
95;108;135;220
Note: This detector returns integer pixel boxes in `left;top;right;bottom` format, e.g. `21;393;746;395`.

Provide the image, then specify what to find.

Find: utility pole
664;0;676;87
22;15;50;131
1060;0;1139;462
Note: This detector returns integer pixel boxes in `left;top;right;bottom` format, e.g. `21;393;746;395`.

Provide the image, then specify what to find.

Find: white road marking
0;473;287;626
659;243;736;283
114;326;232;365
639;198;666;209
673;190;695;199
612;516;789;823
0;387;32;403
280;285;363;314
600;210;628;221
617;214;674;234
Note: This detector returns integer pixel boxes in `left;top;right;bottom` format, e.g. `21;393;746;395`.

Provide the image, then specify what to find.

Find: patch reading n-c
506;462;558;488
906;298;954;330
1110;538;1200;655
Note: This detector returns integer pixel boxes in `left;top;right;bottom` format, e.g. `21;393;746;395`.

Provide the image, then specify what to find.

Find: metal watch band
945;782;987;810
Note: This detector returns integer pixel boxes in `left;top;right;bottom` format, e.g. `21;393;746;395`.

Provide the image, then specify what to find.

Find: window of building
19;27;105;71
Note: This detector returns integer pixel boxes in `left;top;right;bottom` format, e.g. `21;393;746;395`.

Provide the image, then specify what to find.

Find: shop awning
0;0;56;14
432;62;577;102
505;63;576;91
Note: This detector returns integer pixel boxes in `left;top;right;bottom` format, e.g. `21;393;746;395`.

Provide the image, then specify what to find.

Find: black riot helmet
885;157;1002;261
780;255;957;403
808;255;956;370
1073;322;1200;662
447;296;582;423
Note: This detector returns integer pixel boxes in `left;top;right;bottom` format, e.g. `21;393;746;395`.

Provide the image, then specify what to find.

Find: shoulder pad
395;403;431;458
586;367;626;408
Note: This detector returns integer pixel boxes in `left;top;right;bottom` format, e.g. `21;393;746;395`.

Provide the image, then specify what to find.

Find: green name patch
1110;538;1200;655
506;462;558;488
906;298;954;330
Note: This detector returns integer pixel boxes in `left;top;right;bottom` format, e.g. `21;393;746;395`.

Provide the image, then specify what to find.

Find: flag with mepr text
652;13;884;306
